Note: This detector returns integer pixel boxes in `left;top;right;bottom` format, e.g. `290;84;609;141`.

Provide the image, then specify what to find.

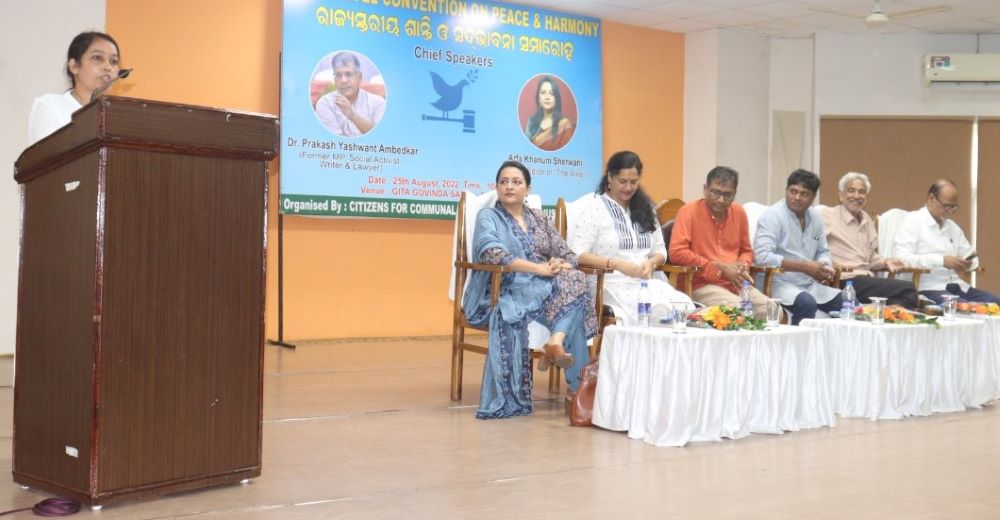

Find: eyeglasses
333;70;358;80
933;194;959;212
706;188;736;201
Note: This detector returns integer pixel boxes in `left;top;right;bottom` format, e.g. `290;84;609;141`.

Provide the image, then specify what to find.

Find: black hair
929;179;956;197
66;31;119;88
524;76;564;147
596;150;657;234
786;168;820;194
495;160;531;186
706;166;739;188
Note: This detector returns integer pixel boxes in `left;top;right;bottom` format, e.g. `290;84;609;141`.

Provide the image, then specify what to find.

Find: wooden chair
450;192;562;401
655;198;685;226
653;199;703;294
554;196;612;356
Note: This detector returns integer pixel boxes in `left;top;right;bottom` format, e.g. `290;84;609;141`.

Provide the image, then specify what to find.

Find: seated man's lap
921;286;1000;305
692;284;770;317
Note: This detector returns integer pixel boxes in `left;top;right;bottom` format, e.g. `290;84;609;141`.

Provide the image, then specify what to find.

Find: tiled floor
0;338;998;519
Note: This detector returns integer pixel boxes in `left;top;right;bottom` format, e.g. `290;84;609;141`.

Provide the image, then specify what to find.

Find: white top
568;193;691;323
893;206;977;291
28;91;82;145
314;89;386;137
568;193;668;271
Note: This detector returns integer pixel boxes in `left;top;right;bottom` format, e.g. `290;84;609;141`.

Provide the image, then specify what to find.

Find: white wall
768;37;813;203
683;29;771;203
688;31;1000;208
716;29;769;204
815;33;1000;119
682;29;719;202
0;1;106;355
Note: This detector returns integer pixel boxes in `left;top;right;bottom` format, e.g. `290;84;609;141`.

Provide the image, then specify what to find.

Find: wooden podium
13;96;278;506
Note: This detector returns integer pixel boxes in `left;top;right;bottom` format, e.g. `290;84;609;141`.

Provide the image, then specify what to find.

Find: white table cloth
801;318;999;420
592;324;834;447
942;314;1000;397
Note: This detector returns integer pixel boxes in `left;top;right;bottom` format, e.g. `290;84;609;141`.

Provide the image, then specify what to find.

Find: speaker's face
69;37;120;96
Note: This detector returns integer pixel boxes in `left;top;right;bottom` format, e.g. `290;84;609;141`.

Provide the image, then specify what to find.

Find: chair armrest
749;265;783;297
454;261;514;273
891;267;931;275
748;265;783;275
579;266;612;276
828;266;852;287
658;264;700;296
659;264;700;275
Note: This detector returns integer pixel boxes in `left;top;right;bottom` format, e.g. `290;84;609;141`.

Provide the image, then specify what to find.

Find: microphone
90;68;133;102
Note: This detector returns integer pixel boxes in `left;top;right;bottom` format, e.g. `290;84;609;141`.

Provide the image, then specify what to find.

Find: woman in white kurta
28;31;121;145
570;151;693;324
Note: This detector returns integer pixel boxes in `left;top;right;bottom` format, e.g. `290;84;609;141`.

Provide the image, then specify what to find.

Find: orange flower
883;308;894;320
713;313;731;330
897;310;914;321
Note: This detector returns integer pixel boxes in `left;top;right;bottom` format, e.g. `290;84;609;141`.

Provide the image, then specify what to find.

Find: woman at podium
28;31;121;145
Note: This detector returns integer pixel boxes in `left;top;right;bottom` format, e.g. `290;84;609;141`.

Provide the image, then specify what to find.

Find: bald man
894;179;1000;305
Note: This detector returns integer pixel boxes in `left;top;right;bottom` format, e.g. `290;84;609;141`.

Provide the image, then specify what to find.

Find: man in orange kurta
668;166;769;316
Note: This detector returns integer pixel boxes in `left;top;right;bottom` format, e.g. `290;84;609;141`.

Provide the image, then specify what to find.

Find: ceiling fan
811;1;952;28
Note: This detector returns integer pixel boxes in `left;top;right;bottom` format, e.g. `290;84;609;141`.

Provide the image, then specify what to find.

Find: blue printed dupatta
462;207;553;419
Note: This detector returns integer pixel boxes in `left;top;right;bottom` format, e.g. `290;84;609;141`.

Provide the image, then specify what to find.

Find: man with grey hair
315;51;386;136
820;171;918;307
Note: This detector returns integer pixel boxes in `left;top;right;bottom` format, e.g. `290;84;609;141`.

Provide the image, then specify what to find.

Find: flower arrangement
855;304;939;327
956;302;1000;315
692;304;766;331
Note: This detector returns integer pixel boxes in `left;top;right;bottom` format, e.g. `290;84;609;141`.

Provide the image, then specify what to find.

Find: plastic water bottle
841;280;856;320
739;280;754;317
637;281;651;327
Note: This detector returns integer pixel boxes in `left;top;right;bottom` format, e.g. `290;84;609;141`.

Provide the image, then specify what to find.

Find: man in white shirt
314;52;385;137
894;179;1000;304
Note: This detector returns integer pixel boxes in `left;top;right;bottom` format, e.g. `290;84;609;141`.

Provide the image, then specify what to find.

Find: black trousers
840;275;919;309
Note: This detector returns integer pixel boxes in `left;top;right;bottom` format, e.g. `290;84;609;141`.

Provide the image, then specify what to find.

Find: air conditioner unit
924;54;1000;84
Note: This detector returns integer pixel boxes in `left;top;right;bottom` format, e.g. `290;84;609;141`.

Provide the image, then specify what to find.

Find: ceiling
507;0;1000;37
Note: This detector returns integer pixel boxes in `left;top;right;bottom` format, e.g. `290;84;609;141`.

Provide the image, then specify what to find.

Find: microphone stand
90;68;133;102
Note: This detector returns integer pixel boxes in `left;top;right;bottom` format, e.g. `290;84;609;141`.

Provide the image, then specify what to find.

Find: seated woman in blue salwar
463;161;597;419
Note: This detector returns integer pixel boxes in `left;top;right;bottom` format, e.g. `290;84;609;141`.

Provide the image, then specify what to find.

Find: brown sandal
543;343;575;370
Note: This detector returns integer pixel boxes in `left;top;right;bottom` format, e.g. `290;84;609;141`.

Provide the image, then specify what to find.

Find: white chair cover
743;201;770;250
877;208;911;260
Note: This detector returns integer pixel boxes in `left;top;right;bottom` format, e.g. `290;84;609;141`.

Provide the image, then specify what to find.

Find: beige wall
1;0;107;355
106;2;688;341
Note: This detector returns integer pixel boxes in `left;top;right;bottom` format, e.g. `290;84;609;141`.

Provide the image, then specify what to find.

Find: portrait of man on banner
311;50;387;137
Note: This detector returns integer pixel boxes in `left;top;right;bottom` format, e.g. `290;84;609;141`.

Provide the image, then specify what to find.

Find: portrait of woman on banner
519;74;577;152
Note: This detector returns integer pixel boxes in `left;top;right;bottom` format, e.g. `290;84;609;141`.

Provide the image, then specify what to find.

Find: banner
280;0;603;218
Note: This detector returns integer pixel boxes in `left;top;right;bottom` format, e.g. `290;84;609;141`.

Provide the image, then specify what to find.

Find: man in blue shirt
754;169;843;324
